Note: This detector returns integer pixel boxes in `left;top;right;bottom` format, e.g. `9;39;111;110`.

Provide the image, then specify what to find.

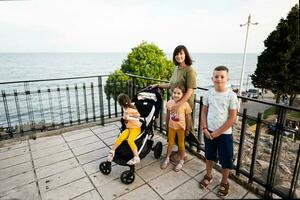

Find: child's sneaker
174;160;184;172
107;150;115;162
127;156;140;165
160;157;170;169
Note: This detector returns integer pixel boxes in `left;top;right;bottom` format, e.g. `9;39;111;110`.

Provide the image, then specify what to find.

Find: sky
0;0;298;53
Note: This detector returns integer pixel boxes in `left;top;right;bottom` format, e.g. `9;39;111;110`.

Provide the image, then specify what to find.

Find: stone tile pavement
0;122;261;200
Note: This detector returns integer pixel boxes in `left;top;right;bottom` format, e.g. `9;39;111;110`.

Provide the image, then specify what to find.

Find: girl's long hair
117;93;137;109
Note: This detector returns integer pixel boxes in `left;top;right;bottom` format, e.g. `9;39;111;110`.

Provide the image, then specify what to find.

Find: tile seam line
61;128;105;200
28;139;43;200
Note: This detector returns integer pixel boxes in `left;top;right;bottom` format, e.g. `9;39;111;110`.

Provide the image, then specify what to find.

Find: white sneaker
127;156;140;165
107;150;115;162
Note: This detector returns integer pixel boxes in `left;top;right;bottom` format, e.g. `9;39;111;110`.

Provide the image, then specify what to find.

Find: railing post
114;79;117;117
37;88;46;130
159;97;163;133
264;107;286;199
236;108;247;176
249;112;262;184
91;82;96;122
1;90;13;138
83;83;88;123
57;87;64;126
66;85;73;125
98;76;104;126
197;96;204;152
74;84;80;124
25;86;35;131
14;89;23;134
289;144;300;199
131;76;136;98
47;88;55;127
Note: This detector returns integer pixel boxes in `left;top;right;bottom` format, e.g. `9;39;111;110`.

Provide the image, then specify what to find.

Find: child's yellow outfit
115;107;141;151
166;100;192;151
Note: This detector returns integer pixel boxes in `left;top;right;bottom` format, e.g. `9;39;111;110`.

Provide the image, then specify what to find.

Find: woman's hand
169;102;181;112
150;84;159;89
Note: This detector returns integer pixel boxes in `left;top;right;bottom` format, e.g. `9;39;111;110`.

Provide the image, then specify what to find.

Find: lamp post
246;74;250;92
239;14;258;95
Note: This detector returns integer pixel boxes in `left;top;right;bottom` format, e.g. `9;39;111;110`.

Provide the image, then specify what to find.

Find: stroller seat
99;87;163;184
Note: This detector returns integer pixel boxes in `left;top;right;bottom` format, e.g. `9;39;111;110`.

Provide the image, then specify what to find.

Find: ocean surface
0;53;258;127
0;52;257;87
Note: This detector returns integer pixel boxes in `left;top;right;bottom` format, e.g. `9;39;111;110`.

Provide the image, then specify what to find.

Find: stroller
99;86;164;184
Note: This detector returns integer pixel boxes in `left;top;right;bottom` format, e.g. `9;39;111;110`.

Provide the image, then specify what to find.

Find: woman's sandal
218;182;229;198
199;174;213;189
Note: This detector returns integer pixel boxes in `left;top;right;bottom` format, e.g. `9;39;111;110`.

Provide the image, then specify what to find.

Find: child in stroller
99;87;163;184
106;93;142;165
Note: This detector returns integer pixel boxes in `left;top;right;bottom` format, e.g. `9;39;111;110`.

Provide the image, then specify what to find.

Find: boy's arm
211;109;237;139
201;105;212;139
185;113;191;136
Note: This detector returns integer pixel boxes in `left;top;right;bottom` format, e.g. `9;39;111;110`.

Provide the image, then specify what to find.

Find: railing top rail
124;73;169;82
0;73;299;112
0;75;111;85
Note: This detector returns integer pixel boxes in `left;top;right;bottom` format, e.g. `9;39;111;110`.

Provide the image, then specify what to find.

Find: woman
153;45;197;161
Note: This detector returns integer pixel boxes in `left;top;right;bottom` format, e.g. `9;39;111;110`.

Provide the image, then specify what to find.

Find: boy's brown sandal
199;174;213;189
218;182;229;198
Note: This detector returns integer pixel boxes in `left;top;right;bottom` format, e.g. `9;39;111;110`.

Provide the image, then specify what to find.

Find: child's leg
166;128;176;158
174;129;185;172
113;129;130;150
221;168;230;184
126;128;141;165
217;134;233;197
177;129;185;160
127;128;141;157
160;128;176;169
107;129;130;161
199;135;217;188
206;160;214;178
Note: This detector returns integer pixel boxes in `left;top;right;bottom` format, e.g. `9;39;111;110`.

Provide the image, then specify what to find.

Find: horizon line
0;51;259;54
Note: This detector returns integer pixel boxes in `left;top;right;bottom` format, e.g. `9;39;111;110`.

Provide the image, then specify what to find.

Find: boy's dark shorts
204;132;233;169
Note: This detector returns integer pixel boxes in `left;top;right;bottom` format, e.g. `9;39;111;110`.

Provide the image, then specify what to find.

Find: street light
239;14;258;95
245;74;250;92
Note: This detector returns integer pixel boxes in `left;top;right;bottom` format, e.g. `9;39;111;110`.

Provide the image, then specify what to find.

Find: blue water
0;53;258;127
0;52;258;87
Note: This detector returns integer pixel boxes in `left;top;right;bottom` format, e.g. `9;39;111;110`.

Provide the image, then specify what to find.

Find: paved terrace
0;123;260;200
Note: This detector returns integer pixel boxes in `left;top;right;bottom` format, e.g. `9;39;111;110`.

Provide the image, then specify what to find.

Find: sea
0;52;257;87
0;52;258;127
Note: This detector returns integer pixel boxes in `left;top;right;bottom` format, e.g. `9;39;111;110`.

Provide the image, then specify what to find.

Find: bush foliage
105;41;174;99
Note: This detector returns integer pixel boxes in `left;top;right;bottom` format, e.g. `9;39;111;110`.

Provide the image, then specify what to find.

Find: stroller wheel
153;141;163;159
120;170;135;184
99;161;111;175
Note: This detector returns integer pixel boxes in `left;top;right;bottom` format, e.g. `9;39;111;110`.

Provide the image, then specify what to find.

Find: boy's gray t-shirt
203;88;239;134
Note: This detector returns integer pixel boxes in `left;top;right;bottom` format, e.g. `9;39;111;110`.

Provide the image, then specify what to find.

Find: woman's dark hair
117;93;136;109
172;45;193;66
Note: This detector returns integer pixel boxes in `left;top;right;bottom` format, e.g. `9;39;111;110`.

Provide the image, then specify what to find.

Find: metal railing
1;74;300;199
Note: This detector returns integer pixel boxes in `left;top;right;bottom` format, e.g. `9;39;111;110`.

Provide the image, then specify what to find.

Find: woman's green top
169;65;197;109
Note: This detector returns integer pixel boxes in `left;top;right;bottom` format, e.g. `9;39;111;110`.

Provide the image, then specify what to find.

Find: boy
199;66;239;198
